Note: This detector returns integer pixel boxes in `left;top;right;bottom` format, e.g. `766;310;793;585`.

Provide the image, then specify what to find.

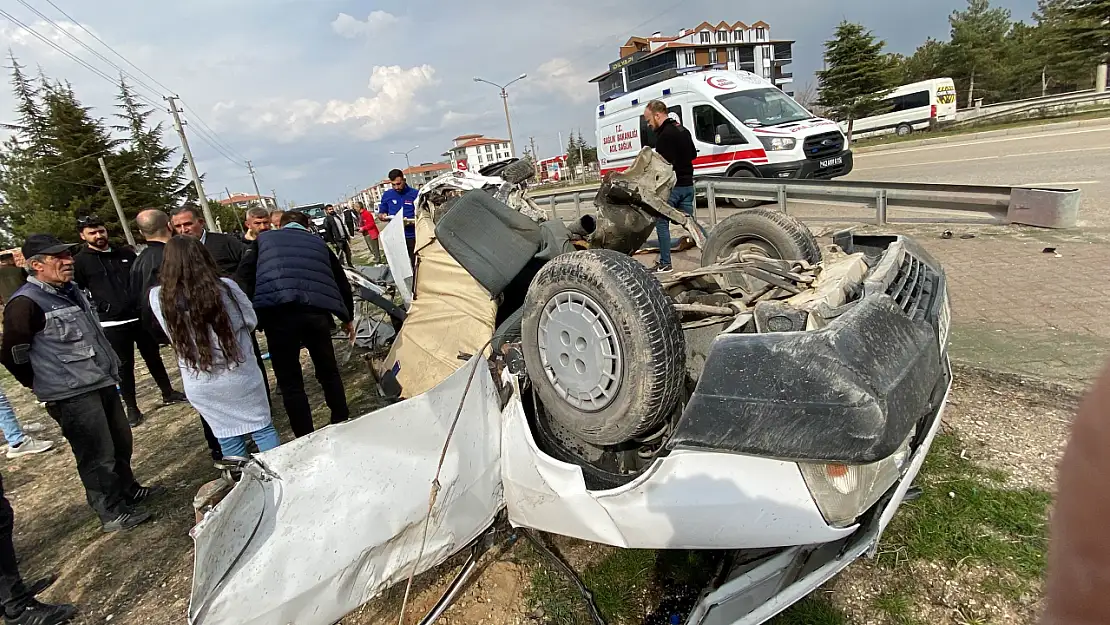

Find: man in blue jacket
378;168;418;264
239;211;355;438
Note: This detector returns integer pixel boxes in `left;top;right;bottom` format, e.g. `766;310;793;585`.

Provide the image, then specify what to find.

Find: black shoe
4;598;77;624
126;484;166;506
652;261;673;274
101;509;152;533
26;575;56;597
125;405;143;428
161;391;188;406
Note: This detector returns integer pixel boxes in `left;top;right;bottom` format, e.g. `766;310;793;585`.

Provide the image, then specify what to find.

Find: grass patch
870;585;927;625
769;596;848;625
879;433;1052;580
582;549;657;621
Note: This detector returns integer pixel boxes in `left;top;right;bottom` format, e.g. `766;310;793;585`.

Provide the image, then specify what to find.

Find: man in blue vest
239;211;355;438
378;168;418;265
0;234;161;533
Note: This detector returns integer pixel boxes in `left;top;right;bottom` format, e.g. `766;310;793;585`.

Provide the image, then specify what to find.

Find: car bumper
686;359;952;625
755;150;854;180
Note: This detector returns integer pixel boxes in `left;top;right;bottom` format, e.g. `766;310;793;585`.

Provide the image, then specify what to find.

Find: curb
854;116;1110;154
951;360;1089;398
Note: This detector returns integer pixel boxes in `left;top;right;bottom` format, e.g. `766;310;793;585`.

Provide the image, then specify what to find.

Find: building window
708;49;718;64
699;31;710;43
734;30;743;42
756;27;767;40
716;31;728;43
485;145;492;153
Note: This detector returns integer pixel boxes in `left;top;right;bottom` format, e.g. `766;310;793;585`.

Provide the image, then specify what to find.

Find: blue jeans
217;423;280;458
0;389;24;448
656;185;695;265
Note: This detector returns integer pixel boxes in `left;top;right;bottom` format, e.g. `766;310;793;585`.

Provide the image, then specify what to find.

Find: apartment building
403;162;453;188
590;20;794;101
443;134;514;171
218;193;279;211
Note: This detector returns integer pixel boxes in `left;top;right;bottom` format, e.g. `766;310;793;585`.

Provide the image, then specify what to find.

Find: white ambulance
596;70;852;201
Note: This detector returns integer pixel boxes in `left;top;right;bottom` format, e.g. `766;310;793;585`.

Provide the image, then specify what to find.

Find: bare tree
793;81;821;112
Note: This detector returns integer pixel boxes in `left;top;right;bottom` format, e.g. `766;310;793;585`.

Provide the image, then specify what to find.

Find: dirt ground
0;335;1077;625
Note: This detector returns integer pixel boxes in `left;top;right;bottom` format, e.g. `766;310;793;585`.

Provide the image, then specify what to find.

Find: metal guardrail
954;89;1110;125
532;177;1082;229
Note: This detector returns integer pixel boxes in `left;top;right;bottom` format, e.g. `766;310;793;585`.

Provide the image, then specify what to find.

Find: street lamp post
390;145;419;169
474;74;527;157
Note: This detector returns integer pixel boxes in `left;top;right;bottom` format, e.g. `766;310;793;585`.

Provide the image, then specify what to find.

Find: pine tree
1056;0;1110;67
816;22;896;142
112;77;185;211
947;0;1014;106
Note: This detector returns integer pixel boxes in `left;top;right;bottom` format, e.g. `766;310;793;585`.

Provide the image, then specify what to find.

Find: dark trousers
263;311;349;438
45;387;138;522
405;237;416;267
0;475;30;617
333;239;353;266
103;322;174;408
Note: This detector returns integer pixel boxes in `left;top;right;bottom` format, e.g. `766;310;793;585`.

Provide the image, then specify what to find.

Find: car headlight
758;136;796;151
798;431;915;528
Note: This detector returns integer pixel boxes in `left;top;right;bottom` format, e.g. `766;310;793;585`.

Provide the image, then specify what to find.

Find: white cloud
223;65;438;142
331;11;400;38
528;58;594;103
0;19;95;58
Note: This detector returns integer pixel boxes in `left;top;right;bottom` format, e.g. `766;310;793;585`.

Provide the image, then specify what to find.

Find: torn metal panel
188;358;505;625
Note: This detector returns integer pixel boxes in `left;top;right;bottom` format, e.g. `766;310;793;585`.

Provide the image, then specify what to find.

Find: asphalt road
846;123;1110;229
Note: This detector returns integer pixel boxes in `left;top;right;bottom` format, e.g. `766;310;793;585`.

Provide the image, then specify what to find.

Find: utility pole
247;160;263;207
577;127;585;180
271;189;279;209
166;96;220;231
474;74;527;157
97;157;135;247
529;136;540;180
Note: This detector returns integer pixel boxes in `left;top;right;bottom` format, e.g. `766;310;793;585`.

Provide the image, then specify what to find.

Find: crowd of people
0;165;416;622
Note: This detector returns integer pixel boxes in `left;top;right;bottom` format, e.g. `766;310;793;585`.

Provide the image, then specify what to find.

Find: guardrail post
875;189;888;226
573;192;582;219
706;182;718;226
548;195;557;221
777;185;788;213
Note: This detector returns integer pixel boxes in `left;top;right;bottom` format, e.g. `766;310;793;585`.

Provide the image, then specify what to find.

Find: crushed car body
189;149;952;625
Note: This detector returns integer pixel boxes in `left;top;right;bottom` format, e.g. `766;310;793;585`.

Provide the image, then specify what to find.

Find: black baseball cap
21;234;79;259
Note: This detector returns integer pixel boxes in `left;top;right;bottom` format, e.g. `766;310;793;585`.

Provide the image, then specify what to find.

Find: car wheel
896;123;914;137
500;157;536;185
726;168;763;209
700;208;822;266
521;250;685;446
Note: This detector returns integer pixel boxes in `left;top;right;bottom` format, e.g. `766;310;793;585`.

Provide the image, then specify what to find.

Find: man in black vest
239;211;355;438
1;234;161;533
170;207;246;277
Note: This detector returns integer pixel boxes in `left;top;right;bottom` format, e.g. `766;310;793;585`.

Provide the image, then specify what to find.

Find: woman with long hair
149;236;278;458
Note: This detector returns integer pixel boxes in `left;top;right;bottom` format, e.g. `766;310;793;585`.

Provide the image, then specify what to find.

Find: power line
13;0;164;104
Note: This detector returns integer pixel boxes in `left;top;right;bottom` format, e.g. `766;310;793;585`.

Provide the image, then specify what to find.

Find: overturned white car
189;151;951;625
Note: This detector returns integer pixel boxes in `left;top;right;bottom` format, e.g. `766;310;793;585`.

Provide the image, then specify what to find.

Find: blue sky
1;0;1038;206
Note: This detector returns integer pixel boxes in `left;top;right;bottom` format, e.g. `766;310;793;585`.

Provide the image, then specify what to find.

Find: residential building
442;134;514;172
403;162;452;188
589;20;793;101
351;180;390;209
218;193;279;212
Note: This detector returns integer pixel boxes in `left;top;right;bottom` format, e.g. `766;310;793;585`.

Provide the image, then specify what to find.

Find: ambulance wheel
726;168;763;208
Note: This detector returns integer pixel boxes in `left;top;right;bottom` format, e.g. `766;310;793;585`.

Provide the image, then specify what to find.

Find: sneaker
3;598;77;624
126;484;166;506
6;438;54;459
161;391;188;406
125;405;143;428
20;422;47;435
27;575;56;597
101;509;152;533
652;261;673;274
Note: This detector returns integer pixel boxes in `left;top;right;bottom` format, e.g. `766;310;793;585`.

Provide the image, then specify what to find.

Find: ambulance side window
693;105;746;145
639;105;683;149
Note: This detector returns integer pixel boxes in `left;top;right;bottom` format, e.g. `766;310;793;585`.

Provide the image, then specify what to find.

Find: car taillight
931;104;937;118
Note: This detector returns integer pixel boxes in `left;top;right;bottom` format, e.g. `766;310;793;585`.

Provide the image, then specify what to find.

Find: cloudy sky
0;0;1038;206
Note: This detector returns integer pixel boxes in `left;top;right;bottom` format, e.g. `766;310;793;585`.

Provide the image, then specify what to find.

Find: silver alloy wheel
537;290;623;412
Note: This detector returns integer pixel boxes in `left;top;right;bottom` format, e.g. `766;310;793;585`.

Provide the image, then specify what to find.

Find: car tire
700;208;822;265
726;168;763;209
529;399;634;491
896;123;914;137
500;157;536;185
521;249;685;446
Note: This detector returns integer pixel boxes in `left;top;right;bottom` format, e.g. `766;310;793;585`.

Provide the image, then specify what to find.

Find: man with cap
0;234;160;533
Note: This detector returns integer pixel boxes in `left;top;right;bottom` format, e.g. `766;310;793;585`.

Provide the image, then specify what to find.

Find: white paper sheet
380;215;413;308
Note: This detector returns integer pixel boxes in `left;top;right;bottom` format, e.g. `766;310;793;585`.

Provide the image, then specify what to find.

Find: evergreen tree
896;38;952;85
816;22;896;141
1055;0;1110;68
947;0;1014;106
112;77;186;211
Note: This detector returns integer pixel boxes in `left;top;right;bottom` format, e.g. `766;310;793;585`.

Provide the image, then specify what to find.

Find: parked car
189;149;951;625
